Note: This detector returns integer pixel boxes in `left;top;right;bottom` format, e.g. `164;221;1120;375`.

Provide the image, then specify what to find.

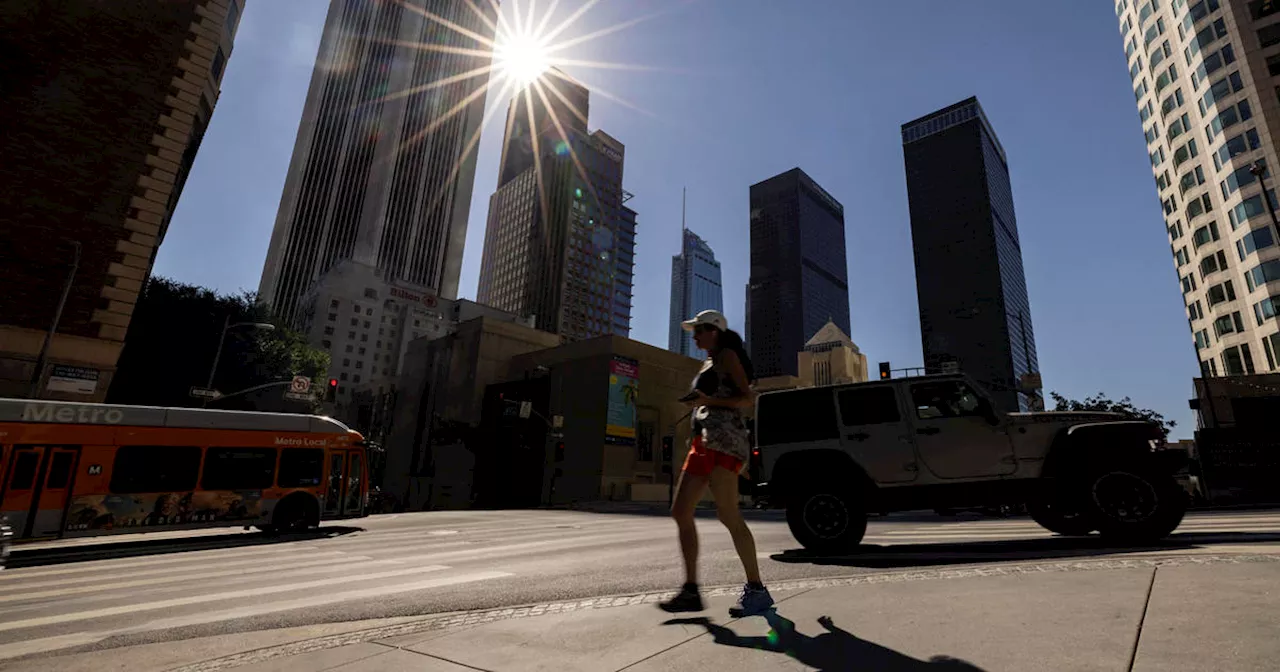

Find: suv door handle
846;432;871;441
916;427;941;435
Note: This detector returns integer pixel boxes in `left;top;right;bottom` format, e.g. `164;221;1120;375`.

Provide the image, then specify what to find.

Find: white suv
755;374;1188;553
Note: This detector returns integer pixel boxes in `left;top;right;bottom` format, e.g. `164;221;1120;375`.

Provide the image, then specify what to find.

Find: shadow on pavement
6;525;364;569
664;612;985;672
770;531;1280;569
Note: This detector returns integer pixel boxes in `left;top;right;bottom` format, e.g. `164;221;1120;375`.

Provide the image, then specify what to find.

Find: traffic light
325;378;339;402
879;362;891;380
554;441;565;462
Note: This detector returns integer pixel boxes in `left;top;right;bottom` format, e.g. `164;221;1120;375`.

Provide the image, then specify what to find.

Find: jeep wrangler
754;374;1188;553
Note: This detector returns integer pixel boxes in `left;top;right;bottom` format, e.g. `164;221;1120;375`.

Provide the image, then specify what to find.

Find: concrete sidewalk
8;554;1279;672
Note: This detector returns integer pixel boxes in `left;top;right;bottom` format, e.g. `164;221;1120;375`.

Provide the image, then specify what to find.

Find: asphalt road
2;508;1279;662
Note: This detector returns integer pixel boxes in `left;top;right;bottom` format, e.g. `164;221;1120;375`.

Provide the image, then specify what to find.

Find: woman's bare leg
708;466;761;584
671;470;709;584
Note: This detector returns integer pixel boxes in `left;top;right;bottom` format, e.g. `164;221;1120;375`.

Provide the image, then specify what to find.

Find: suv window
910;381;985;420
837;386;901;425
756;388;839;444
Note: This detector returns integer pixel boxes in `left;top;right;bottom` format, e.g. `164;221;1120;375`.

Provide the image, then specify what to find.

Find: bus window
278;448;324;488
110;446;201;494
46;451;75;489
9;451;39;490
344;452;363;514
201;448;276;490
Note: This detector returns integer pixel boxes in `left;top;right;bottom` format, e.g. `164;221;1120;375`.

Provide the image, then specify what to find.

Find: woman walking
659;310;774;617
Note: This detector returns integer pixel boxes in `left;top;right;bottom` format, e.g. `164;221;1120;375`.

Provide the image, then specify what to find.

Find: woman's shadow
664;611;985;672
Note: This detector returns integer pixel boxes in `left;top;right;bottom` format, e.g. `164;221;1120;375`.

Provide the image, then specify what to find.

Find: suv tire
1085;464;1186;543
785;482;867;554
1027;499;1095;536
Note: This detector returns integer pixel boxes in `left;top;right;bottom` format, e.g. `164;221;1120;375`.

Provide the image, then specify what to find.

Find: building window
321;340;331;349
1207;279;1237;306
345;345;353;353
350;318;358;327
348;331;356;339
364;288;377;299
340;372;349;381
328;313;337;322
636;421;655;462
324;326;334;336
366;309;373;316
363;321;371;328
330;299;340;309
359;347;367;355
354;375;361;383
343;358;351;367
211;47;225;82
353;304;361;313
361;334;368;342
1247;259;1280;291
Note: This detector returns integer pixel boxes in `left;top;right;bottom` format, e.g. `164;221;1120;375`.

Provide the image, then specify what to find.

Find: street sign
940;361;960;374
519;401;532;419
552;414;564;428
283;391;314;402
290;375;311;394
189;387;221;400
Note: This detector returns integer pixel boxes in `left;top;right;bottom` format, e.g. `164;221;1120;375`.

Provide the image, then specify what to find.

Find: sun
495;32;550;88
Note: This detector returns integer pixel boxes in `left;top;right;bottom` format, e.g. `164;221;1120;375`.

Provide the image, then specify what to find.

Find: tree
1048;391;1176;438
108;277;329;412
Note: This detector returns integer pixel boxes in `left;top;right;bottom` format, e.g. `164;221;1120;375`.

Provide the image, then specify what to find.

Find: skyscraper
669;213;724;358
0;0;244;401
258;0;498;329
477;75;636;341
1115;0;1280;376
746;168;851;378
901;97;1039;413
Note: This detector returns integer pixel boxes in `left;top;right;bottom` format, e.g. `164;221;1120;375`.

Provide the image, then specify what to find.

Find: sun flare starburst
373;0;684;220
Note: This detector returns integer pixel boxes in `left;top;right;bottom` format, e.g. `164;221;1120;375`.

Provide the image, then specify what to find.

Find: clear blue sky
156;0;1199;437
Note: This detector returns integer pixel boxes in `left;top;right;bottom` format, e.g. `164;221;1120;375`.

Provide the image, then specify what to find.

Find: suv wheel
785;483;867;554
1027;499;1095;536
1086;465;1186;543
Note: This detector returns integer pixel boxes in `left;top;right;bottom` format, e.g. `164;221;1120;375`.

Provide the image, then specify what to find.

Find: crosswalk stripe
0;565;452;633
0;544;343;581
0;569;514;662
0;558;401;604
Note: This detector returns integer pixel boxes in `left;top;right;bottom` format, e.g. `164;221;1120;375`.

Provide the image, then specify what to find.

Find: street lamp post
204;317;274;406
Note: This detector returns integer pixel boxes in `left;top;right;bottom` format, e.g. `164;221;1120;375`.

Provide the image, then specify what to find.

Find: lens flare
495;32;550;87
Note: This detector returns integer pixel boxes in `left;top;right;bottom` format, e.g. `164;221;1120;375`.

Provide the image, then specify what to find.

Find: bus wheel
263;494;321;535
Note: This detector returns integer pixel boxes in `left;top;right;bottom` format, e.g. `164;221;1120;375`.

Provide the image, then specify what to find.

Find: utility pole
28;240;81;398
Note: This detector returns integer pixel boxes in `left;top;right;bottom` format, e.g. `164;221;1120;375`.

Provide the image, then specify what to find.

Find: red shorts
682;435;744;477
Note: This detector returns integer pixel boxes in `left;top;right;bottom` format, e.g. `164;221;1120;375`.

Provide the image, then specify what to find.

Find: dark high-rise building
496;73;590;189
747;168;851;378
901;96;1039;412
478;75;635;341
0;0;244;401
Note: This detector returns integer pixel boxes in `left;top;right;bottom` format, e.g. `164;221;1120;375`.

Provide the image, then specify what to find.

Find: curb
167;553;1280;672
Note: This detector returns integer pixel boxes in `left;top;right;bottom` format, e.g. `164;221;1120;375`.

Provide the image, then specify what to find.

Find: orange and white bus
0;398;368;542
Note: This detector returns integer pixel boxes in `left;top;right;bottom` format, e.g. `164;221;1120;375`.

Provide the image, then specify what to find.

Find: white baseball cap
682;309;728;332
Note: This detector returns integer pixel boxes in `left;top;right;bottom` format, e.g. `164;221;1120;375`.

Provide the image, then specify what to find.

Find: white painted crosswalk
0;509;1276;663
0;511;675;660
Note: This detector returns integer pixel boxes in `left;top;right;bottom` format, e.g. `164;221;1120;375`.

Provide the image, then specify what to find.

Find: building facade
477;78;636;341
294;259;533;410
258;0;497;329
0;0;244;401
746;168;851;378
754;320;868;392
901;97;1040;413
668;229;724;358
1115;0;1280;376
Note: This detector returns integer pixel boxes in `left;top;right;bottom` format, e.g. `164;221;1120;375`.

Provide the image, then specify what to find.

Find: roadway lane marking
0;565;451;633
0;558;400;604
0;570;515;661
0;543;335;581
0;551;357;593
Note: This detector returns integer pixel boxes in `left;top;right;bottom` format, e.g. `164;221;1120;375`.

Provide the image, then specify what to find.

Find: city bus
0;398;368;544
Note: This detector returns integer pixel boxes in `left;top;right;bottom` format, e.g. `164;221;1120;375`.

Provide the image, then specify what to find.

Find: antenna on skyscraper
681;186;687;237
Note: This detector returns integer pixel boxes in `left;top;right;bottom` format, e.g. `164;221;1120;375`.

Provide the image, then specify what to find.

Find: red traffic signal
325;378;339;402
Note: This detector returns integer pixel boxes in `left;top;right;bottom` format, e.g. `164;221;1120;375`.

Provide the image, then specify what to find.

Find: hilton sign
390;286;438;308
